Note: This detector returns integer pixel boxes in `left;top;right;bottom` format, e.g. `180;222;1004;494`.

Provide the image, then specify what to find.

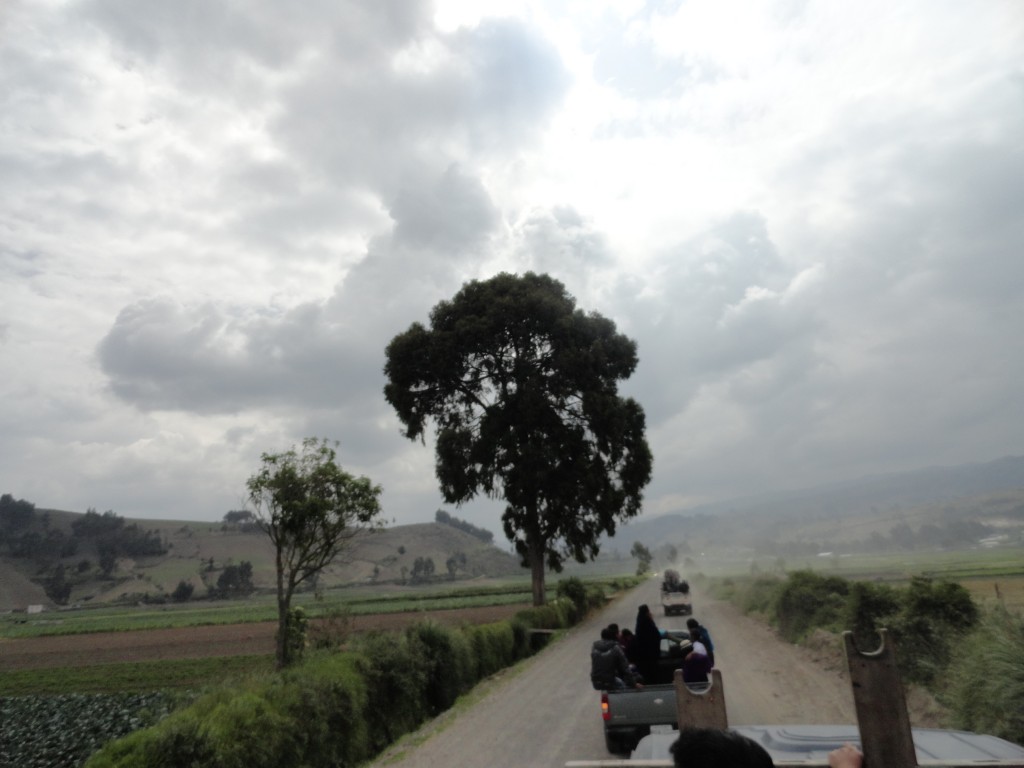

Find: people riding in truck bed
591;625;641;690
632;604;663;684
682;627;712;685
687;617;715;668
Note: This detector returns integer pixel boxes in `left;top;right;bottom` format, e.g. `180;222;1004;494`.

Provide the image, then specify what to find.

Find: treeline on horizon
434;508;494;544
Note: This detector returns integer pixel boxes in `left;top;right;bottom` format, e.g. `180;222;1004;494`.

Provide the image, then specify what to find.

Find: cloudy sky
2;0;1022;536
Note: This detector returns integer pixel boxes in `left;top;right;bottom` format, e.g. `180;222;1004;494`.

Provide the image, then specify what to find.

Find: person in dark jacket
591;626;639;690
633;603;663;684
687;617;715;668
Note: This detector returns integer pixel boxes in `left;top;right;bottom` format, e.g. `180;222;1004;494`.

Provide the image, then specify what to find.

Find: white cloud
1;0;1022;537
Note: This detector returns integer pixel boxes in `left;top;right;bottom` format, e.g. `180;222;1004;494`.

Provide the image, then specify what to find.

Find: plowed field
0;604;528;672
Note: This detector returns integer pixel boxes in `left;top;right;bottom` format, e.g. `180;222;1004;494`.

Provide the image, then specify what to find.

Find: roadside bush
942;606;1024;745
200;691;297;768
405;621;472;714
774;570;849;642
843;581;900;651
467;622;517;680
710;570;986;702
352;631;429;751
740;576;783;616
516;598;574;629
509;616;531;657
87;593;595;768
87;654;370;768
888;577;979;686
556;577;588;619
586;583;608;610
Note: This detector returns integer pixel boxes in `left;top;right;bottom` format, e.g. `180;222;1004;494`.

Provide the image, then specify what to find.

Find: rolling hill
0;511;524;611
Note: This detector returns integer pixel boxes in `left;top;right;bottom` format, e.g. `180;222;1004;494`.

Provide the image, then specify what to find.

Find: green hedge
85;580;608;768
942;605;1024;745
710;571;982;686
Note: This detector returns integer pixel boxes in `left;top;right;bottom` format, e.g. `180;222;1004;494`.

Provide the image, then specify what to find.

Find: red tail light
601;692;610;721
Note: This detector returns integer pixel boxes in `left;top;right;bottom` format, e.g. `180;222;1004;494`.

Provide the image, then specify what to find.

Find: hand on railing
828;743;863;768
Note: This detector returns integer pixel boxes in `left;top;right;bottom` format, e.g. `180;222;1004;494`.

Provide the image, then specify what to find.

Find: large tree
247;437;383;668
384;272;652;605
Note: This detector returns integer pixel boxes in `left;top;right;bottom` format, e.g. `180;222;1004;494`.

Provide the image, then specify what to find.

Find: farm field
0;574;643;695
0;602;531;694
0;578;545;640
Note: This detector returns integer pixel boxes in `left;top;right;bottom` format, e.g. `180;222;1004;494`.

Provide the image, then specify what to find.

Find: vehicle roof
631;725;1024;763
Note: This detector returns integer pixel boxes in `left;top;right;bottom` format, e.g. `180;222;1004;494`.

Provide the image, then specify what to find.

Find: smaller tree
411;556;435;584
445;551;467;580
223;509;255;525
214;561;255;598
631;542;652;576
247;437;383;668
172;580;195;602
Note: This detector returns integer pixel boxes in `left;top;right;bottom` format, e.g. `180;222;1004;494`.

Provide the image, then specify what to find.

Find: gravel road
369;578;858;768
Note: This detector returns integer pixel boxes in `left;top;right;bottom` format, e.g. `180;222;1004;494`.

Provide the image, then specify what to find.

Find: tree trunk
275;541;289;669
276;594;289;669
529;535;546;606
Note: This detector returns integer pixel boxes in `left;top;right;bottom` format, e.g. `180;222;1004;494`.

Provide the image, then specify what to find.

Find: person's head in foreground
670;727;774;768
669;728;863;768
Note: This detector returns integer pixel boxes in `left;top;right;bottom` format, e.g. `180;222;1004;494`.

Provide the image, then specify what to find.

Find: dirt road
369;578;858;767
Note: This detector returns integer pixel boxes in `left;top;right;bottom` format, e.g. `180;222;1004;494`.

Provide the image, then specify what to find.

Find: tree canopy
247;437;383;667
384;272;652;604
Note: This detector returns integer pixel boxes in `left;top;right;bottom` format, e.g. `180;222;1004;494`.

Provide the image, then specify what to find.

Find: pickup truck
659;572;691;617
589;629;1024;766
602;630;694;753
659;589;691;617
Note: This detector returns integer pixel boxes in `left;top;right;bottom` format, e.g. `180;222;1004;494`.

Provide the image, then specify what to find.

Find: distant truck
659;570;691;617
583;630;1024;766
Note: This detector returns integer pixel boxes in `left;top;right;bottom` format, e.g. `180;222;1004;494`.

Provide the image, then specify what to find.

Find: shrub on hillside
172;580;194;602
942;606;1024;745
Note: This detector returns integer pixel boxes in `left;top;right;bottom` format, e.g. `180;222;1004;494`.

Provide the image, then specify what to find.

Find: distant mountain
608;455;1024;552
